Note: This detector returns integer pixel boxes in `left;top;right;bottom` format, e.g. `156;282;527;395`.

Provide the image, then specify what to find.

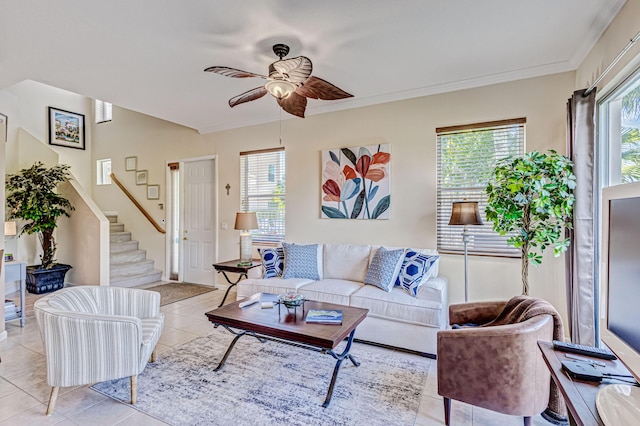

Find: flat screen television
601;181;640;381
599;181;640;418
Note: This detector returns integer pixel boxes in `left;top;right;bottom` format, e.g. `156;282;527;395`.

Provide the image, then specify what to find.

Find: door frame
164;155;218;283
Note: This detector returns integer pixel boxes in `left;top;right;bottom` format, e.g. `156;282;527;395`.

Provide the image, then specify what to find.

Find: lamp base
239;232;253;265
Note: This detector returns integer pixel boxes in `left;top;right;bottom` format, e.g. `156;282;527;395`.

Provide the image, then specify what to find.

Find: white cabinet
4;261;26;326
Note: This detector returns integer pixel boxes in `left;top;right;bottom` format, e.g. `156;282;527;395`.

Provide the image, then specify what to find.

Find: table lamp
449;201;483;302
234;212;258;266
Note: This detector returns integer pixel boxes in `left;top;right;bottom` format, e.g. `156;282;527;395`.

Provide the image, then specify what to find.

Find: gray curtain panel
565;88;597;346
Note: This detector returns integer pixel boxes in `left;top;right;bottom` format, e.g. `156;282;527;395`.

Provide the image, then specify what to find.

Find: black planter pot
26;264;72;294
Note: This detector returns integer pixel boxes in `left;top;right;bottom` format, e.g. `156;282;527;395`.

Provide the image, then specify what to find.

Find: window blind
436;118;525;256
95;100;112;124
240;147;286;244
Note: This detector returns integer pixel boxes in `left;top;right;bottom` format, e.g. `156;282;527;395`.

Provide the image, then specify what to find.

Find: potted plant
6;162;75;294
485;150;576;295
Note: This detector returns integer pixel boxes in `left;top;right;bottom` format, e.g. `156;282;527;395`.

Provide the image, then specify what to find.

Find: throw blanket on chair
482;295;567;421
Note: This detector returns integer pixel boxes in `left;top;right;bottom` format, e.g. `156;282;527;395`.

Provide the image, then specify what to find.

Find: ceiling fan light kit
205;43;353;118
265;79;296;100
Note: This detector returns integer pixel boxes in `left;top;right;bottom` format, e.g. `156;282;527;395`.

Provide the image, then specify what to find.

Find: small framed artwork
0;113;7;142
125;156;137;171
147;184;160;200
136;170;148;185
48;107;85;150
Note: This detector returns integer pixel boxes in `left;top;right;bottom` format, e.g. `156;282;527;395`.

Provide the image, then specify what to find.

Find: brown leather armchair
437;300;554;426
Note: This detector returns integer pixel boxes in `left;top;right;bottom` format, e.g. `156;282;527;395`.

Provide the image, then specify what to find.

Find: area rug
92;328;430;426
145;282;216;306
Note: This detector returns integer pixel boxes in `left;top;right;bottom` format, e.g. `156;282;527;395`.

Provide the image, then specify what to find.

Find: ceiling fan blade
204;66;267;79
270;56;313;83
277;92;307;118
229;86;268;108
296;76;353;100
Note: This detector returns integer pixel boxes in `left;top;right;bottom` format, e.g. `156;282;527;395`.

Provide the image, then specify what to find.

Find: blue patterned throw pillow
282;243;320;280
395;250;439;297
364;247;405;292
258;247;284;278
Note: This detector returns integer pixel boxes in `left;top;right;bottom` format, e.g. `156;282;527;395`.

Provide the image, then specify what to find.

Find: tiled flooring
1;284;551;425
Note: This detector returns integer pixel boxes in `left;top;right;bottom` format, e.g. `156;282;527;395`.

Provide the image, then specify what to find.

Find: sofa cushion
395;250;440;297
364;247;405;292
258;247;284;278
298;279;362;306
236;277;314;299
323;243;371;282
282;243;322;280
350;285;444;328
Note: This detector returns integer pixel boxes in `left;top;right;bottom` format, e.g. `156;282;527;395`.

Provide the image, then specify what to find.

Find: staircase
107;214;163;287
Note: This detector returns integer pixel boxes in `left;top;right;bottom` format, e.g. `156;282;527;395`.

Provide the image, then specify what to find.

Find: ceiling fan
204;43;353;118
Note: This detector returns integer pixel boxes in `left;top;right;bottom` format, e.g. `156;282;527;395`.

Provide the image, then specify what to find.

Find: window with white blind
436;118;525;256
240;147;286;244
95;99;112;124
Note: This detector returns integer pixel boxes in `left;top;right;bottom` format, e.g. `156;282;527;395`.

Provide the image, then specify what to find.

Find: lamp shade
448;201;483;226
4;221;17;236
234;212;259;230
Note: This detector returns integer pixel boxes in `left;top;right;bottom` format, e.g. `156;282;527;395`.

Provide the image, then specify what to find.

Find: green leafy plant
6;162;75;269
485;150;576;295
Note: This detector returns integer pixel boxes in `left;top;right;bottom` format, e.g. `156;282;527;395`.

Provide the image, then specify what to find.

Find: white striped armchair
34;286;164;415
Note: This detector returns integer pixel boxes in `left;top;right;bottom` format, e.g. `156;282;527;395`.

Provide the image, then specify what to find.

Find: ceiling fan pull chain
279;107;283;145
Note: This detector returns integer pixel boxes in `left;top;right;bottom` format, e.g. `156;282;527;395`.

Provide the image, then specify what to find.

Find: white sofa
237;243;448;356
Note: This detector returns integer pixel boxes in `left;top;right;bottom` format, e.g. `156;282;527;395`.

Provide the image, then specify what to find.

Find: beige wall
92;72;575;319
577;0;640;97
7;80;93;189
57;179;110;286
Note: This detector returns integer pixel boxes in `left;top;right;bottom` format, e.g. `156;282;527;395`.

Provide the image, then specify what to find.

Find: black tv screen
607;197;640;354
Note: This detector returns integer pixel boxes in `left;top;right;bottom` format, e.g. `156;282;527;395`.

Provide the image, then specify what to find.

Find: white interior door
182;159;216;284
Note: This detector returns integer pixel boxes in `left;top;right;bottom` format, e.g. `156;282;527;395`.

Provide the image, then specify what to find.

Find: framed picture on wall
48;107;85;150
0;113;7;142
136;170;148;185
147;185;159;200
125;156;137;171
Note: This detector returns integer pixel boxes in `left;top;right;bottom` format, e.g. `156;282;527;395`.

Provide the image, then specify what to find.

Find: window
436;118;525;256
599;69;640;187
240;148;285;243
95;99;112;124
268;164;275;182
97;158;112;185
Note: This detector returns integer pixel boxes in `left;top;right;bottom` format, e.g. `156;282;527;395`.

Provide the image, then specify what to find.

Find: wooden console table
212;260;261;307
4;261;27;327
538;341;634;426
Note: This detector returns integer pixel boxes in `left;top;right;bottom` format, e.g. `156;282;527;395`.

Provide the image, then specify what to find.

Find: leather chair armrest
449;300;506;325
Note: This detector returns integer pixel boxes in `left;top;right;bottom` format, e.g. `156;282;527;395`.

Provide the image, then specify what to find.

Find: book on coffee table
306;309;343;325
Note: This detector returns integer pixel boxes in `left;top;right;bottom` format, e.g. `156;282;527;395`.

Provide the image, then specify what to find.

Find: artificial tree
485;150;575;295
6;162;74;270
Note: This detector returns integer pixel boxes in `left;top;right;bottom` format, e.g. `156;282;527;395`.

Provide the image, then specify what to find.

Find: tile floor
1;283;551;425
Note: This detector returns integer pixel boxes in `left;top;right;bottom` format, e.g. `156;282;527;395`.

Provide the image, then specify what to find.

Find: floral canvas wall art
321;144;391;219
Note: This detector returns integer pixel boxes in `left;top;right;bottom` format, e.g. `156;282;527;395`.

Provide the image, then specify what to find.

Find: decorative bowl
278;292;305;308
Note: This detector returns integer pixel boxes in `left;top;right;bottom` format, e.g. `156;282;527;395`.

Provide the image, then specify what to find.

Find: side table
538;341;633;426
5;261;27;327
212;260;261;307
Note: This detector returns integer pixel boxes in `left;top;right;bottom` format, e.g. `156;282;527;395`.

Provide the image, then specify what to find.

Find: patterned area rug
144;282;216;306
92;328;431;425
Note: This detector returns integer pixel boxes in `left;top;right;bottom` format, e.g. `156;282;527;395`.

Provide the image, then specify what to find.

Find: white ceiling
0;0;627;134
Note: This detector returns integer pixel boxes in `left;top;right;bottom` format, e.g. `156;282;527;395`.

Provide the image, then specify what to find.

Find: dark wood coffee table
205;293;369;407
